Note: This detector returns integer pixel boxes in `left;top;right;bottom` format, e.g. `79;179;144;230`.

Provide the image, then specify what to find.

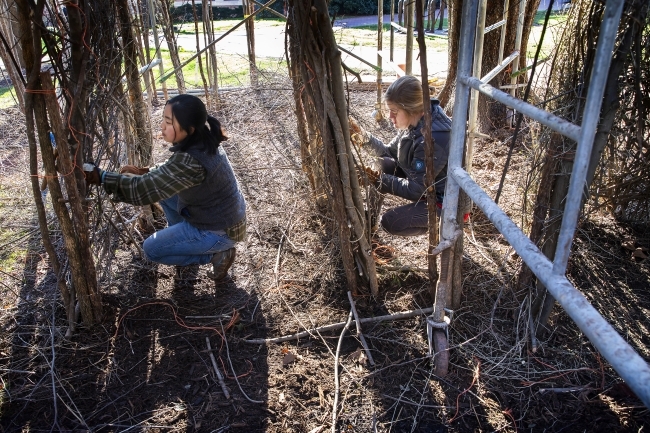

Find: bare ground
0;74;649;432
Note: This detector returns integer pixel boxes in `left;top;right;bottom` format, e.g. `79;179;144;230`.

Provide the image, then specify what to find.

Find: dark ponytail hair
166;94;227;155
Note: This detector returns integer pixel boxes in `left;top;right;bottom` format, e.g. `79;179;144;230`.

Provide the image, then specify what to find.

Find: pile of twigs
604;9;650;221
540;0;650;222
285;0;378;296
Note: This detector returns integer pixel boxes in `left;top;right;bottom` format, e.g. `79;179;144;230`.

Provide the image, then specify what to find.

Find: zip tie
426;312;453;357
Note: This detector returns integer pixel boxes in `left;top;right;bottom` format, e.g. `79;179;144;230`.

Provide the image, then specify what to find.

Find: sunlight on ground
174;17;286;34
0;87;18;109
528;11;568;59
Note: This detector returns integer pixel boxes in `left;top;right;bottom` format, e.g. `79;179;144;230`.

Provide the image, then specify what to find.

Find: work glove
83;162;102;185
349;116;368;147
119;165;149;176
358;166;380;187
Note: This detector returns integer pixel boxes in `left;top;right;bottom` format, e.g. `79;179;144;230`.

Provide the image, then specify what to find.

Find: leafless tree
286;0;379;296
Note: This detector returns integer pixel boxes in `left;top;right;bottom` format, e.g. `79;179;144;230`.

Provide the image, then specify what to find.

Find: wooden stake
243;307;434;344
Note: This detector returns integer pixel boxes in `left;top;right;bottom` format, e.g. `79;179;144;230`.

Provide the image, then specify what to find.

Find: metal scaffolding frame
466;0;524;171
439;0;650;407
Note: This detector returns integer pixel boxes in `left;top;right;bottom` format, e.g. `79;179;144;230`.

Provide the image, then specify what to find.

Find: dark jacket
367;99;451;202
176;146;246;231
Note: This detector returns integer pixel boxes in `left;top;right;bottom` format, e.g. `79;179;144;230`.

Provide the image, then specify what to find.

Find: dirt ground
0;74;649;432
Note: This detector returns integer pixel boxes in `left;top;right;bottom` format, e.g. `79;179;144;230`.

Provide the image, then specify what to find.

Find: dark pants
378;157;440;236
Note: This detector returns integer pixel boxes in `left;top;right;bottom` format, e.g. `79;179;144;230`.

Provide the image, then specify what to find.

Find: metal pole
442;0;650;409
552;0;625;275
445;0;479;225
465;0;488;174
481;51;519;83
448;165;650;407
461;76;582;142
439;0;479;324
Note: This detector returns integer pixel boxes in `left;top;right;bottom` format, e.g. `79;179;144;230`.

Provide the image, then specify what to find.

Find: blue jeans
142;195;236;266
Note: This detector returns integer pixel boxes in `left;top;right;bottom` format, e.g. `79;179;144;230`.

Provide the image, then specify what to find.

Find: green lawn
528;11;567;59
533;9;568;26
0;87;19;109
146;46;287;90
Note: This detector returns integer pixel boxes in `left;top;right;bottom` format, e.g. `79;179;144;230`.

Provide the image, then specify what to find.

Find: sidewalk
332;14;449;30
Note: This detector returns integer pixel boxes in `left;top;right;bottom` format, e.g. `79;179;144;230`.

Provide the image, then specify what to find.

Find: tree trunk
117;0;154;165
398;0;404;26
204;0;220;105
475;0;541;131
243;0;258;87
16;1;103;326
415;0;441;303
191;0;210;101
132;0;154;111
404;0;414;75
139;0;159;104
149;0;169;101
531;155;570;328
286;0;378;296
437;0;461;107
159;0;186;93
59;0;91;196
41;73;103;326
2;0;25;69
0;1;25;110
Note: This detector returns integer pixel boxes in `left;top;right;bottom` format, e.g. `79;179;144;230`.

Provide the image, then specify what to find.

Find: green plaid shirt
102;152;205;205
102;152;246;241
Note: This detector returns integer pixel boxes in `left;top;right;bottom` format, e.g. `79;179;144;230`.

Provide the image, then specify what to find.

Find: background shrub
328;0;395;16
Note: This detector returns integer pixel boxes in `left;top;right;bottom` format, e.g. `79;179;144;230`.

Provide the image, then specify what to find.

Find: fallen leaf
622;239;636;251
308;426;325;433
350;347;367;365
282;352;296;366
632;248;648;260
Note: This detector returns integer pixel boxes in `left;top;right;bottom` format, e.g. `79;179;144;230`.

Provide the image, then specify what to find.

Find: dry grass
0;69;648;431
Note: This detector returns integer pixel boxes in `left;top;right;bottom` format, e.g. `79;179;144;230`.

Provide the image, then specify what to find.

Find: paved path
333;14;411;28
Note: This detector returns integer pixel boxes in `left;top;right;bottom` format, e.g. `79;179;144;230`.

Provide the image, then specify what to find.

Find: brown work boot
207;248;236;281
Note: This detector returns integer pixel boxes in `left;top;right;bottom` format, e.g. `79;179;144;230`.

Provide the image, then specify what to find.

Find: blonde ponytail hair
384;75;424;117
